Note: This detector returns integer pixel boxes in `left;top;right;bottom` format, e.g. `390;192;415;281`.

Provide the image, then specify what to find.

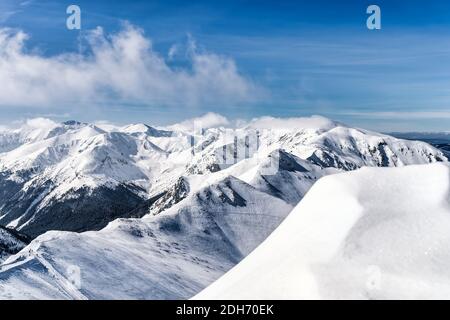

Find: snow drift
196;163;450;300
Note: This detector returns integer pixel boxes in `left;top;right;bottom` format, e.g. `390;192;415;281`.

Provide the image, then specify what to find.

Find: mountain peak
121;123;173;137
62;120;83;126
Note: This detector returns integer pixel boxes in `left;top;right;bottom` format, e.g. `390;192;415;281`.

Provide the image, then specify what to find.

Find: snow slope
196;163;450;300
0;176;291;299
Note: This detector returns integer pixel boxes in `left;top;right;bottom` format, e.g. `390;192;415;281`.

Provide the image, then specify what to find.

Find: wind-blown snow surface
196;163;450;300
0;115;447;299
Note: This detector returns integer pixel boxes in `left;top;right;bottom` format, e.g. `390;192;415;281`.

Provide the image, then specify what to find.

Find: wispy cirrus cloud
0;24;261;109
0;11;18;23
0;0;34;23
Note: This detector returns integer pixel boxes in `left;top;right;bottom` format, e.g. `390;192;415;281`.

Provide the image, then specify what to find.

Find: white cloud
0;25;260;109
94;120;121;132
165;113;341;133
0;117;58;132
245;115;338;131
0;11;18;23
20;1;34;6
168;44;178;60
167;112;230;131
24;117;57;129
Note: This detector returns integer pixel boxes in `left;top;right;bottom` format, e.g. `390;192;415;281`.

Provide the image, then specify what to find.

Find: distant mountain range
390;132;450;157
0;116;447;299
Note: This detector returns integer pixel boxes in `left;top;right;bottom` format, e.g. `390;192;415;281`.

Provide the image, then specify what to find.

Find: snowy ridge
196;163;450;300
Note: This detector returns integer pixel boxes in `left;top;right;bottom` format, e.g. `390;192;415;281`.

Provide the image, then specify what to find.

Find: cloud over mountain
0;24;259;109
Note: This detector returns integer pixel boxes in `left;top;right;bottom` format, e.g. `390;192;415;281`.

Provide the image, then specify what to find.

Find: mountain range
0;115;447;299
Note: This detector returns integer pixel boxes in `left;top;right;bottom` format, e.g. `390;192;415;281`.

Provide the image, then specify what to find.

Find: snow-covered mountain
391;132;450;158
0;116;444;239
0;115;447;299
0;176;291;299
196;163;450;300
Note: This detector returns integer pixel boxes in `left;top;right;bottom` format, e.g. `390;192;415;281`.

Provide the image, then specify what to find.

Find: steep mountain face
157;176;293;257
148;177;191;215
0;116;447;298
246;149;338;205
0;227;29;262
196;163;450;300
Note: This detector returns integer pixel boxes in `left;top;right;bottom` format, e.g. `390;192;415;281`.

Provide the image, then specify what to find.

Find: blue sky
0;0;450;131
